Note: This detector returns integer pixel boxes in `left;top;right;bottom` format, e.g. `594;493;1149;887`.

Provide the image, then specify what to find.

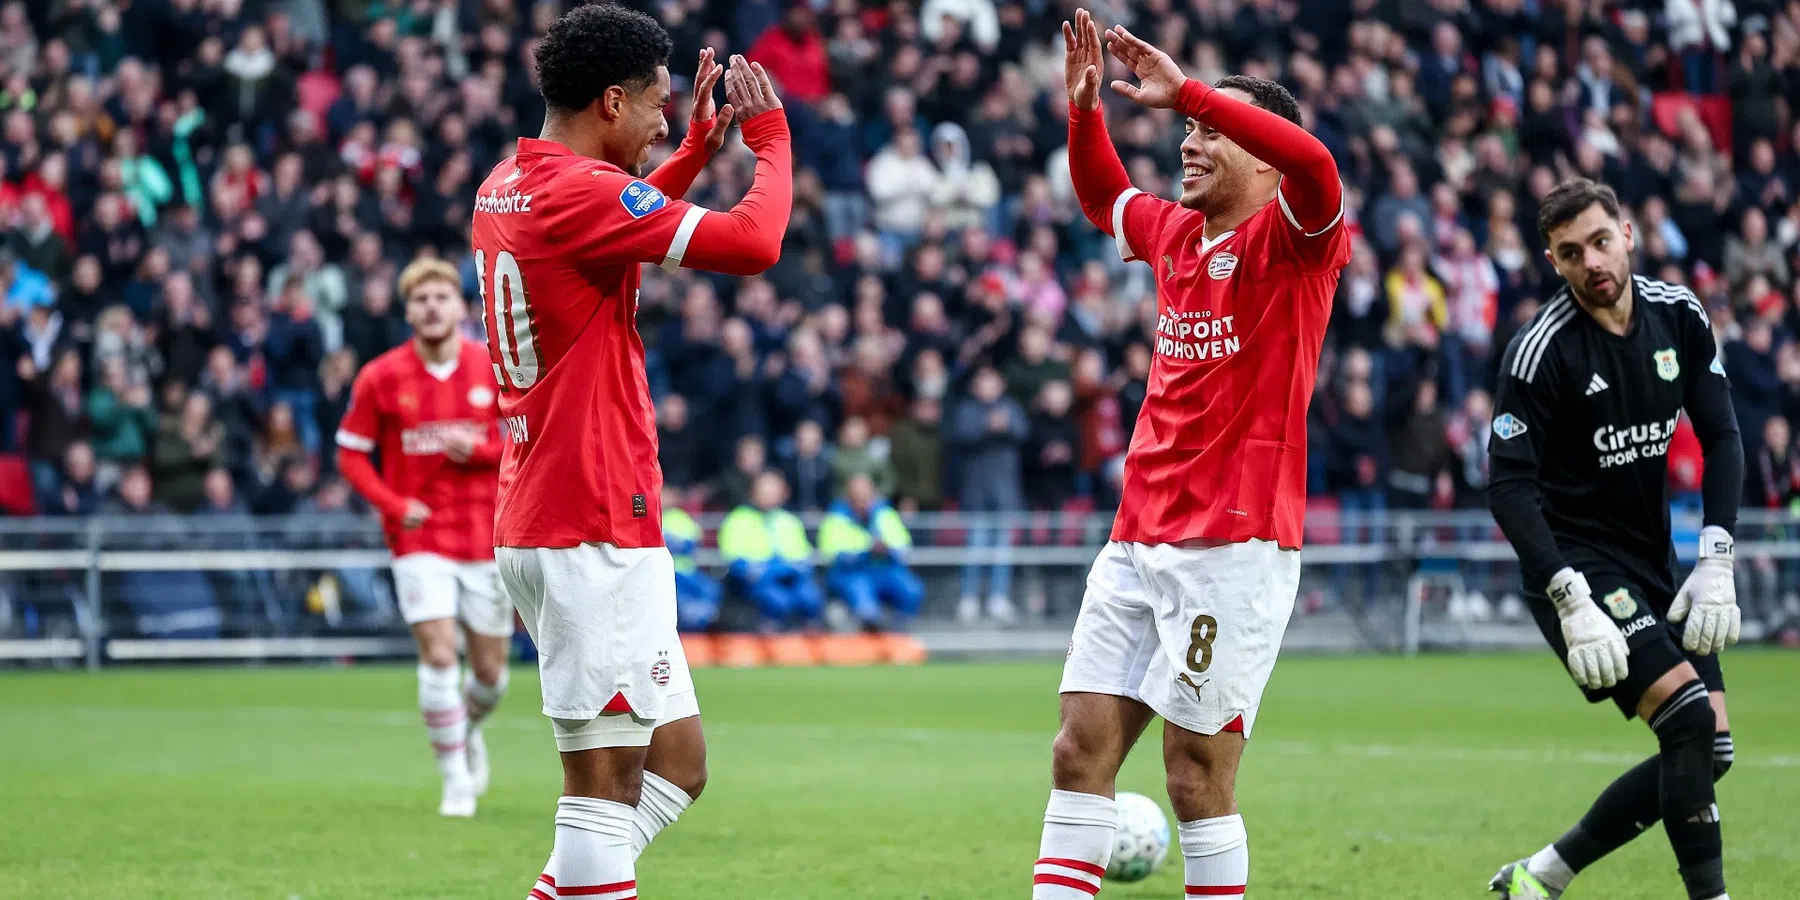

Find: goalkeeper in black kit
1485;179;1743;900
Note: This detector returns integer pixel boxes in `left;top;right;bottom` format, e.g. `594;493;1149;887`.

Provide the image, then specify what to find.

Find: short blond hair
397;258;463;301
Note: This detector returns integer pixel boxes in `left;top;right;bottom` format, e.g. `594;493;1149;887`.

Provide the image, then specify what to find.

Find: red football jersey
470;139;707;550
1110;191;1351;549
335;340;502;561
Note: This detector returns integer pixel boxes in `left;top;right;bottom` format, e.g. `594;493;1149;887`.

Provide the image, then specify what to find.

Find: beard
1570;266;1629;308
1181;166;1248;213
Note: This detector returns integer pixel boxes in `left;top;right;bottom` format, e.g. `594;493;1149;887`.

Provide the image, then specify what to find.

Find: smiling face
1178;87;1264;212
616;67;672;176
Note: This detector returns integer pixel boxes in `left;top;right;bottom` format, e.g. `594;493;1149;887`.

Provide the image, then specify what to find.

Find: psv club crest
1654;348;1680;382
1603;588;1638;620
1208;252;1239;280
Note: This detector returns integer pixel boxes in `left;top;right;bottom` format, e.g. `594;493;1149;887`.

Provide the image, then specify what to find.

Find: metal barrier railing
1;509;1795;667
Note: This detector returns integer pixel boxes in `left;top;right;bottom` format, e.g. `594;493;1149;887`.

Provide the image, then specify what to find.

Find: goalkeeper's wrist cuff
1547;567;1590;612
1699;525;1734;562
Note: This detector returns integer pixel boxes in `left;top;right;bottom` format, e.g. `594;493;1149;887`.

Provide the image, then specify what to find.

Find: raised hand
724;54;783;121
692;48;736;153
1103;23;1187;110
1062;8;1103;111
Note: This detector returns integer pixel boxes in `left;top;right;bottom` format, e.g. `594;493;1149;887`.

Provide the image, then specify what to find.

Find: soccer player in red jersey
1029;12;1351;899
335;258;511;819
469;6;791;898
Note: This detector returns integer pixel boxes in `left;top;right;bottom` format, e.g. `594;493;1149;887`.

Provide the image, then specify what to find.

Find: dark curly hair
1537;178;1621;243
1213;75;1302;127
535;3;673;115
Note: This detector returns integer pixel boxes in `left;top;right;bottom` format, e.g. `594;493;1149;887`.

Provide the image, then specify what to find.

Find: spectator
889;396;945;512
817;473;924;631
664;485;721;633
830;415;895;498
265;278;325;452
20;347;87;501
657;393;707;493
315;349;356;472
85;357;155;484
866;128;942;246
783;419;835;513
1369;163;1432;255
1386;244;1449;351
746;3;830;105
1329;380;1389;537
950;365;1026;624
1388;380;1453;510
1024;380;1080;512
341;277;410;373
152;391;226;514
253;400;307;487
928;122;1001;232
1003;324;1071;410
718;470;822;632
712;435;767;512
9;194;70;286
0;246;53;314
153;272;215;389
1723;206;1789;291
44;440;100;517
1726;317;1784;444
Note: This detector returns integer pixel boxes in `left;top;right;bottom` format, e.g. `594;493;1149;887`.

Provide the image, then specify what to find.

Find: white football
1107;791;1172;882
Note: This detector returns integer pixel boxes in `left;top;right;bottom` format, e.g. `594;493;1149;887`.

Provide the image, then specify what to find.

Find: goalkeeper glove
1668;525;1741;656
1548;567;1629;690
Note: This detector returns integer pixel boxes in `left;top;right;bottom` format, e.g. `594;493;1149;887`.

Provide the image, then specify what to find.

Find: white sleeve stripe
1277;182;1346;237
659;205;709;272
1111;188;1144;262
335;430;375;452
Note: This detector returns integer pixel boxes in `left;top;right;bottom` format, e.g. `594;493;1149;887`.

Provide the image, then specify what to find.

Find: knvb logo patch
1492;413;1528;440
619;180;667;218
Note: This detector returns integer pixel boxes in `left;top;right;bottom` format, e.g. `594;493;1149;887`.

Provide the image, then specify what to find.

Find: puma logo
1176;672;1209;702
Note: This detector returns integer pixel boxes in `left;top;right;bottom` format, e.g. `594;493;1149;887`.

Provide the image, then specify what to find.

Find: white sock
631;771;694;857
543;796;637;900
417;663;467;779
464;667;509;727
1033;789;1114;898
1527;844;1576;892
1179;814;1249;897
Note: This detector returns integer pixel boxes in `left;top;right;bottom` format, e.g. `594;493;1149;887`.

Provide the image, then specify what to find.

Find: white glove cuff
1547;567;1590;613
1698;525;1734;562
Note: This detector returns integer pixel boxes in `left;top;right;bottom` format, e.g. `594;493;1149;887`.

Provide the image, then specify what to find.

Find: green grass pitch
2;653;1798;898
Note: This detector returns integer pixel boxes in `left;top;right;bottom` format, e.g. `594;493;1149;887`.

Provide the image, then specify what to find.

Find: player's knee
1713;733;1734;782
676;763;708;801
1050;723;1117;787
417;641;457;670
1648;680;1714;748
1164;757;1236;818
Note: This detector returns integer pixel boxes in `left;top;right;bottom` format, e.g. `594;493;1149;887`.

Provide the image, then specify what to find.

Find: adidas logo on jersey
1586;373;1609;396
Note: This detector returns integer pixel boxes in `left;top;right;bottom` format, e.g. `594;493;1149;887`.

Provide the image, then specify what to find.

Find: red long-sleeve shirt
470;109;793;549
336;340;503;561
1068;80;1349;548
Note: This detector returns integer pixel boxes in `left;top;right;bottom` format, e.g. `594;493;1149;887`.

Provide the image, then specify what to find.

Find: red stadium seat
0;454;34;515
1304;496;1342;546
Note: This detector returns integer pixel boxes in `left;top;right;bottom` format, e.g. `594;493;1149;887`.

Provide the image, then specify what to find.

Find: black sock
1651;681;1726;900
1553;755;1661;872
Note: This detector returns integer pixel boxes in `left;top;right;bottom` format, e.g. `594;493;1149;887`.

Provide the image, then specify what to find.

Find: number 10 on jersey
476;248;538;391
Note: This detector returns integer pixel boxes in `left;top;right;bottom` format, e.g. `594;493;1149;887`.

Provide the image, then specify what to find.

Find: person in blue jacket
817;473;924;630
718;471;823;630
663;486;722;632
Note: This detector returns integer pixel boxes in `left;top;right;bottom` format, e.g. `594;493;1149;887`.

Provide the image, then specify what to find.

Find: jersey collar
513;138;626;176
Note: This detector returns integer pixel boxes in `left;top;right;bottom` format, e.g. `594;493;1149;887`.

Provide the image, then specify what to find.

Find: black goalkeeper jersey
1487;275;1742;599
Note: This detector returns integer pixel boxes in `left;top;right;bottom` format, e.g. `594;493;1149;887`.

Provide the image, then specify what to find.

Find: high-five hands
691;48;735;152
1101;22;1187;110
1061;9;1103;111
724;54;782;121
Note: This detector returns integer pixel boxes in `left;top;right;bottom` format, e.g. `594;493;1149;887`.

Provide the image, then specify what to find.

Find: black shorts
1526;562;1725;718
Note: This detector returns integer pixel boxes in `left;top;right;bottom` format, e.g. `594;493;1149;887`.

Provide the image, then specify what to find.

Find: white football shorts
1060;539;1301;736
391;553;515;638
497;543;698;750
